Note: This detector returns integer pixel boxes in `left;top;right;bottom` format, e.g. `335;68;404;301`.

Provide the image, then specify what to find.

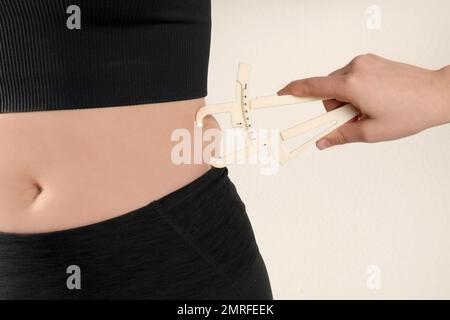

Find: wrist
435;66;450;123
441;65;450;122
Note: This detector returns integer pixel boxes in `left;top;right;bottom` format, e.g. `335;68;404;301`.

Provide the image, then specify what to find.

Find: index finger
277;75;350;102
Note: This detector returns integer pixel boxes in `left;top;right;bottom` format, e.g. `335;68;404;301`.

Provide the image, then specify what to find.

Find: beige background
208;0;450;299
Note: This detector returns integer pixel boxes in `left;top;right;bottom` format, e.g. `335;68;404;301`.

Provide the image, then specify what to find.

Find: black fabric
0;0;211;113
0;167;273;300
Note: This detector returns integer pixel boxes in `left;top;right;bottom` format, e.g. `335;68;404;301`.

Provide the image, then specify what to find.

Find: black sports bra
0;0;211;113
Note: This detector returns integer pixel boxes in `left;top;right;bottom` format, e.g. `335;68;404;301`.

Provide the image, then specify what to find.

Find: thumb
316;120;375;150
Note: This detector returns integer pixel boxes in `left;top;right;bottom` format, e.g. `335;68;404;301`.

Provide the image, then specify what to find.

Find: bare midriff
0;98;221;233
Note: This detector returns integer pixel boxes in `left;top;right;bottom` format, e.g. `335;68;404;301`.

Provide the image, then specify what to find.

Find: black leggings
0;167;273;299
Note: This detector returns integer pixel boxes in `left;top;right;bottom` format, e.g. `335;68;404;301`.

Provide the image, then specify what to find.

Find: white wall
208;0;450;299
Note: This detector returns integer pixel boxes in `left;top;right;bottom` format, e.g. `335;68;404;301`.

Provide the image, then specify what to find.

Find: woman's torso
0;0;215;233
0;99;220;233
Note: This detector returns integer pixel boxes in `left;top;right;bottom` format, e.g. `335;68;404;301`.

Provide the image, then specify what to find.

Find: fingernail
277;89;286;95
317;139;331;150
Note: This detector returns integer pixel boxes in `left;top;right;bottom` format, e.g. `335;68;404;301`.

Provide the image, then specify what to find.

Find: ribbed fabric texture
0;168;273;300
0;0;211;113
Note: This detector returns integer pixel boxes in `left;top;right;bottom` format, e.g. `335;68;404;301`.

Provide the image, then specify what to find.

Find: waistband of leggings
0;166;229;242
154;166;230;212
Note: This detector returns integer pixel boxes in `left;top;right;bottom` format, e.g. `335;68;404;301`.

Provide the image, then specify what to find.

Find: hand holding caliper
196;64;360;168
